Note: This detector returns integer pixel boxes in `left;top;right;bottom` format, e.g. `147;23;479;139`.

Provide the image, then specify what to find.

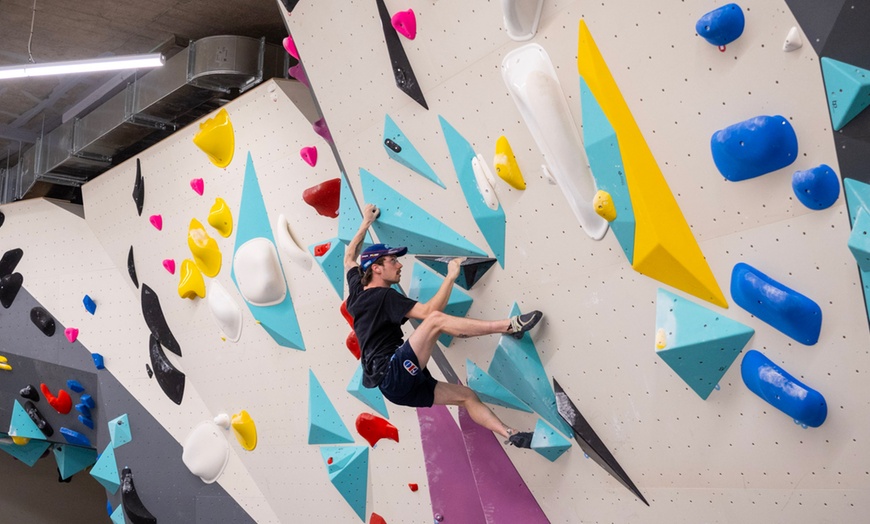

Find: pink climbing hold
288;64;309;88
150;214;163;231
300;146;318;167
312;118;333;143
282;35;299;60
163;259;176;274
64;327;79;343
391;9;417;40
190;178;204;195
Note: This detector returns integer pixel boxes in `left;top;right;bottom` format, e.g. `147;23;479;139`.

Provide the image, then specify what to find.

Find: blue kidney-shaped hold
696;3;745;47
741;349;827;427
711;115;799;181
792;164;841;210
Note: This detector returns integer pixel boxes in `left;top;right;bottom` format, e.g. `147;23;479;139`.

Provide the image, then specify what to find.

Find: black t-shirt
346;268;417;387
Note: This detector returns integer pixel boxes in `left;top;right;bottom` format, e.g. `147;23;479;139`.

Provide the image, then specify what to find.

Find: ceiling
0;0;290;190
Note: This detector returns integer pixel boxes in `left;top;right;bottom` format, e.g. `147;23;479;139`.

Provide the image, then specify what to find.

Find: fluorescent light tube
0;53;165;80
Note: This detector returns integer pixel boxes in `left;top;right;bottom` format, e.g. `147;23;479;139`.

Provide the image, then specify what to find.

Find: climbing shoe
506;431;534;448
509;310;543;339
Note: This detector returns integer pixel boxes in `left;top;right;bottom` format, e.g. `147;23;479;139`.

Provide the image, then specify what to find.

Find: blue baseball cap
360;243;407;271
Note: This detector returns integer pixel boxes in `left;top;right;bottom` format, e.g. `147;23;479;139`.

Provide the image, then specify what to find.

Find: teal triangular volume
9;399;46;440
384;114;445;188
309;238;346;298
844;178;870;323
308;370;354;445
360;168;488;257
338;172;374;245
231;153;305;350
530;418;572;462
487;303;573;437
579;77;635;263
848;208;870;271
90;444;121;494
0;433;51;467
821;57;870;131
407;263;473;347
439;116;506;267
415;256;497;291
108;414;132;448
347;365;389;419
110;504;126;524
655;289;754;400
53;444;98;480
320;446;369;521
466;359;533;412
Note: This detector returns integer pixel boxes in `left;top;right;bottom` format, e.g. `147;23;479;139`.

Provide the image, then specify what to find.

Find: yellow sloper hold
0;355;10;371
178;259;206;299
231;410;257;451
207;197;233;238
593;190;617;222
493;136;526;190
188;218;222;277
11;436;29;446
577;20;728;308
193;108;235;168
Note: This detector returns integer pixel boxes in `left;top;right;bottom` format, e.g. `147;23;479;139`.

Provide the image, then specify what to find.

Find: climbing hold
207;197;233;238
308;370;354;444
314;242;331;257
163;259;176;274
309;238;345;298
0;273;23;308
391;9;417;40
376;0;428;109
340;301;354;327
493;135;526;190
0;357;11;372
408;483;419;492
188;218;222;277
282;34;299;60
300;146;318;167
346;331;361;360
347;365;389;418
792;164;840;210
0;434;50;466
121;467;158;523
234;238;288;306
11;399;51;439
142;283;182;356
356;413;399;447
182;422;230;483
41;384;72;414
0;247;23;276
214;413;231;429
320;446;369;521
30;307;56;337
696;3;745;48
127;246;139;288
312;117;333;143
149;214;162;231
231;410;258;451
302;178;341;218
59;427;92;447
81;393;95;408
783;26;802;52
92;353;105;370
711;115;799;181
190;177;204;195
821;57;870;131
289;63;309;88
66;380;84;393
276;214;314;271
383;114;444;188
132;158;144;216
83;294;97;315
848;208;870;271
207;280;243;342
470;153;500;212
64;327;79;343
75;403;92;419
149;334;185;405
53;444;97;480
145;364;153;378
178;259;206;300
593;190;616;222
530;418;572;462
78;415;95;430
731;262;822;345
0;210;3;228
19;385;39;401
370;513;388;524
741;349;827;427
501;0;544;41
11;436;30;446
91;444;120;493
466;359;532;412
109;414;132;447
193;108;235;168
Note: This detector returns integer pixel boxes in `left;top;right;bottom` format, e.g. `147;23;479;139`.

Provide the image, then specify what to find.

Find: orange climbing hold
40;384;72;414
355;413;399;447
302;178;341;218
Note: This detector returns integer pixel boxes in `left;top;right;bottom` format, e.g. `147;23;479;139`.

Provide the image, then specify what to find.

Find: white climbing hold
783;26;802;52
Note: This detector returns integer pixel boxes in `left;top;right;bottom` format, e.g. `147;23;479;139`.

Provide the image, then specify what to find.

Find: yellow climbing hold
578;20;728;308
188;218;222;277
178;259;206;299
11;436;29;446
655;328;667;350
231;410;257;451
493;136;526;190
593;190;617;222
0;355;10;371
193;108;235;168
207;197;233;238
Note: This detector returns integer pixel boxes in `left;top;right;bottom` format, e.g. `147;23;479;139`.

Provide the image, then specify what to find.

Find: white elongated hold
783;26;802;52
182;422;230;484
233;238;287;307
213;413;231;429
541;164;557;185
207;281;243;342
501;0;544;42
471;154;500;211
275;214;313;271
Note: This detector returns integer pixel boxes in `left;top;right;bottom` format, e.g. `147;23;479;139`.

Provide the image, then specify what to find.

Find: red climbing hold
355;413;399;447
346;331;361;360
302;178;341;218
340;300;354;327
369;513;388;524
408;483;419;492
40;384;72;414
327;457;333;464
313;242;331;257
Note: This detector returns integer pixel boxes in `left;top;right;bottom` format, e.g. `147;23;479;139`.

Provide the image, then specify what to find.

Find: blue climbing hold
75;403;92;418
66;379;85;393
78;415;95;430
730;263;822;345
92;354;105;370
792;164;840;210
59;427;92;447
711;115;798;181
83;295;97;315
696;3;745;47
741;349;827;427
80;394;95;409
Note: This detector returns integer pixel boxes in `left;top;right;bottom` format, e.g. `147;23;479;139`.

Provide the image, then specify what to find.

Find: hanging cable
27;0;37;63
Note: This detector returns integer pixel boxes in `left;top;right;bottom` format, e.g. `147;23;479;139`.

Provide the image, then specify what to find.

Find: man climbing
344;203;543;448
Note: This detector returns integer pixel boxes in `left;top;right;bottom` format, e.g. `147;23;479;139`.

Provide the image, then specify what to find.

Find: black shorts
378;341;438;408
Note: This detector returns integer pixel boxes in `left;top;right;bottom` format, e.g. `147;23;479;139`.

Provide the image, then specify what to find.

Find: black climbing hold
415;256;498;291
279;0;300;12
19;384;40;402
145;363;153;378
376;0;428;110
132;158;144;217
384;138;402;153
0;248;23;277
141;284;181;356
128;246;139;289
0;272;23;309
30;307;56;337
0;210;4;228
149;334;185;405
24;400;54;437
121;467;157;524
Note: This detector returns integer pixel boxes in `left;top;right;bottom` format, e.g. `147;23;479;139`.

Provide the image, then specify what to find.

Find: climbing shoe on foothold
509;310;542;339
506;431;534;449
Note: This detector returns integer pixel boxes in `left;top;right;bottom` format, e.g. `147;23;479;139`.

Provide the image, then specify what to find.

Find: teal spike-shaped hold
415;255;497;291
108;414;132;448
580;77;635;263
338;172;374;245
90;444;120;493
347;365;389;419
384;114;445;188
530;418;572;462
53;444;98;480
321;446;369;521
360;168;488;257
655;288;754;399
466;359;533;412
309;238;346;298
9;399;46;440
848;208;870;271
407;263;473;347
439;116;505;267
110;504;126;524
821;57;870;131
0;432;51;467
488;303;573;437
308;370;354;445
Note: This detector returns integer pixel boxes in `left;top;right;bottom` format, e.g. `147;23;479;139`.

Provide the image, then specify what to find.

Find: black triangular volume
133;158;144;216
376;0;428;110
149;334;185;405
121;467;158;524
0;248;23;277
128;246;139;289
30;306;56;337
141;284;182;356
279;0;300;12
415;256;498;290
0;272;23;309
554;378;649;506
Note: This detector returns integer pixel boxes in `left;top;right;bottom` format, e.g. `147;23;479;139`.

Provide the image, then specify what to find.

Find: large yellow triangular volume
577;20;727;308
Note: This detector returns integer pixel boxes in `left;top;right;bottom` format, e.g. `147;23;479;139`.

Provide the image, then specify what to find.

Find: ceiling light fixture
0;53;165;80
